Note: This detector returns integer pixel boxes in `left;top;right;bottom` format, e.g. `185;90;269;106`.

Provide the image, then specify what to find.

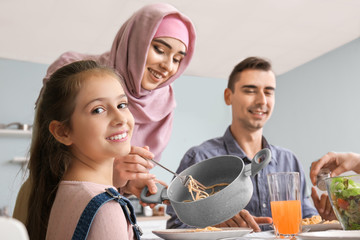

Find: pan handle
245;148;271;177
140;183;169;204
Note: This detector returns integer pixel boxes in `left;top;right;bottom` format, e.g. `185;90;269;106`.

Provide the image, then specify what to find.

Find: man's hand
311;187;337;221
213;209;272;232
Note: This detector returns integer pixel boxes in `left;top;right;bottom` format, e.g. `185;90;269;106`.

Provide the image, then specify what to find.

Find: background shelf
0;129;32;137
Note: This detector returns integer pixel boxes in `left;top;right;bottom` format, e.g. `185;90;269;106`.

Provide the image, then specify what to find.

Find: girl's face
141;37;186;90
67;72;134;162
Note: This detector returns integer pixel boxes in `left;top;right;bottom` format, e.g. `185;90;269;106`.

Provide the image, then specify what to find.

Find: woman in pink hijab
44;3;195;162
13;3;195;224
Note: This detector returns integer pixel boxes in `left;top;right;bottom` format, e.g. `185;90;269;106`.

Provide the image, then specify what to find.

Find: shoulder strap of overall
71;188;142;240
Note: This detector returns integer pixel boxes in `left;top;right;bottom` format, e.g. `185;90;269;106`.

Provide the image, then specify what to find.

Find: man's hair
227;57;272;91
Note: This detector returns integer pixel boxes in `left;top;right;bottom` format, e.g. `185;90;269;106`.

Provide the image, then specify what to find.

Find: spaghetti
186;175;229;201
189;226;222;232
301;215;339;225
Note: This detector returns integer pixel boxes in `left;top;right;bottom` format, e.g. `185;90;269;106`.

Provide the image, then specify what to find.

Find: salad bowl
325;174;360;230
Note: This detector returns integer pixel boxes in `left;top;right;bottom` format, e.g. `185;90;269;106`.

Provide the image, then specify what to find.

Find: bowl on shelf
325;174;360;230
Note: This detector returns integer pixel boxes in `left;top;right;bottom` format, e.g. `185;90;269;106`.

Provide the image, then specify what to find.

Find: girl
27;60;139;239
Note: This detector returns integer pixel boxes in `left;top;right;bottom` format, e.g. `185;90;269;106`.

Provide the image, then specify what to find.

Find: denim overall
71;188;142;240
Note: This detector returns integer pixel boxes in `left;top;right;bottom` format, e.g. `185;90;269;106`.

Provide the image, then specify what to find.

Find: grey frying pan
140;148;271;228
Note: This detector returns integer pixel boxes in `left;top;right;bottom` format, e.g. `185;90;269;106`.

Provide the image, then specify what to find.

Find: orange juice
270;200;301;235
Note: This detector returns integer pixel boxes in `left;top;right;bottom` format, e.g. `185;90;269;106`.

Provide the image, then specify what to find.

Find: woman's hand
213;209;272;232
124;178;168;208
113;146;155;189
310;152;360;186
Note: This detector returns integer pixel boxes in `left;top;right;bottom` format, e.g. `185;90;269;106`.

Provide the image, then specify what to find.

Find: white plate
297;230;360;239
152;227;253;240
302;223;342;232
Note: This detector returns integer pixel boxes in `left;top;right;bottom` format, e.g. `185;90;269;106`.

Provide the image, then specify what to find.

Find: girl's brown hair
26;60;120;239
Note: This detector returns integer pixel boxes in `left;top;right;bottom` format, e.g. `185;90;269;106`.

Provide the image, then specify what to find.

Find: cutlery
146;158;205;188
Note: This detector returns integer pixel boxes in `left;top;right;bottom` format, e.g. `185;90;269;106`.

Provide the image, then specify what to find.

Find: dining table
138;214;359;240
141;228;360;240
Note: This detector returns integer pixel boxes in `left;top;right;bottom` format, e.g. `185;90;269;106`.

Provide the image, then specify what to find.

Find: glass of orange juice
267;172;302;238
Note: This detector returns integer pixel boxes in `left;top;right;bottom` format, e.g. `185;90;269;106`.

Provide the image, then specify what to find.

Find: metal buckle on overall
105;188;123;200
134;224;143;236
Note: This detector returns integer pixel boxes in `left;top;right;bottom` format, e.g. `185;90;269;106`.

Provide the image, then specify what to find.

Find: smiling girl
26;60;141;240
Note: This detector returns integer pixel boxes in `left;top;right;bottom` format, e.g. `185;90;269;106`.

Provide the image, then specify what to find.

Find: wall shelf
0;129;32;137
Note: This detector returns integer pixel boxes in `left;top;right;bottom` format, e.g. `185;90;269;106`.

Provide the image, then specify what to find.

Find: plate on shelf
152;227;253;240
297;230;360;239
302;222;342;232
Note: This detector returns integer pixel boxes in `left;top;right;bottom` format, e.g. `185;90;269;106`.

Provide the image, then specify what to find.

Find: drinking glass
267;172;302;238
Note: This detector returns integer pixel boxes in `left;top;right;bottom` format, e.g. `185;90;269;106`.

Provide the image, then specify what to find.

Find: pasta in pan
186;175;229;201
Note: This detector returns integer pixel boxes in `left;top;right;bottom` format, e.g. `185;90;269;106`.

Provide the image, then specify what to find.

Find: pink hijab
42;3;196;161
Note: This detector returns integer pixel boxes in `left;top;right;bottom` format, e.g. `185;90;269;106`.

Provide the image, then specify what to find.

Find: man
166;57;318;231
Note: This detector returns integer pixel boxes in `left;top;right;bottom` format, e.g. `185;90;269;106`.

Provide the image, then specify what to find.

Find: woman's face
141;37;186;90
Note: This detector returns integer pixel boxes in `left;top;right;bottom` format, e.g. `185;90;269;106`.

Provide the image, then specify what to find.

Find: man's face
225;69;276;131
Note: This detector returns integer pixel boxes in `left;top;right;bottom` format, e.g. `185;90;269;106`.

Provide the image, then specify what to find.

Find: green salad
329;176;360;230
